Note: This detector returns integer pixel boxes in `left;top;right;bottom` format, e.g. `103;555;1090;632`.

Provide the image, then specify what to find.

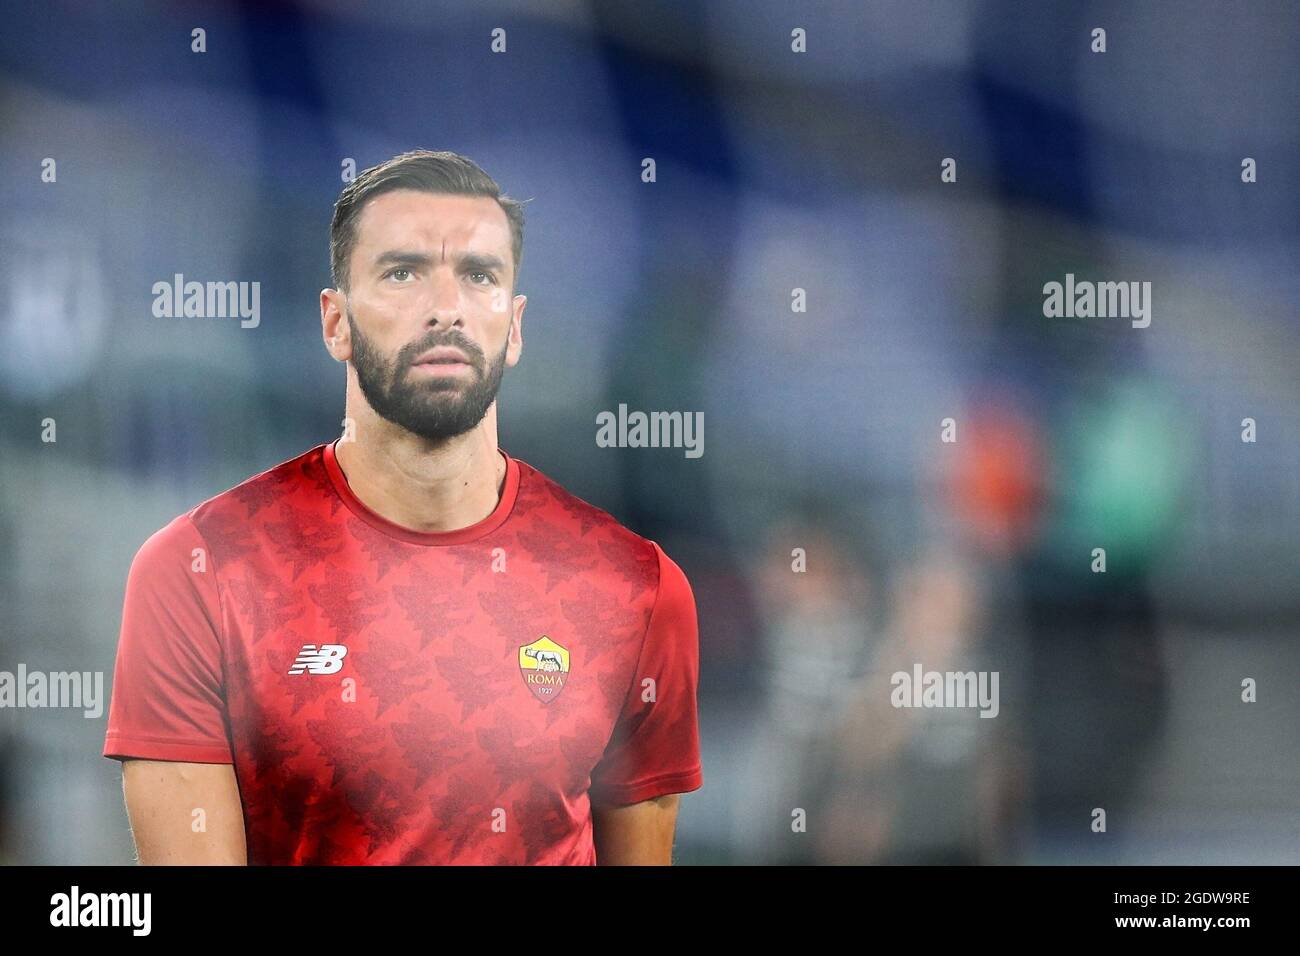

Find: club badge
518;635;570;703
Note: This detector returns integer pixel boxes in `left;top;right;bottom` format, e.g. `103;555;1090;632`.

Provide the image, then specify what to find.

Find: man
102;150;703;865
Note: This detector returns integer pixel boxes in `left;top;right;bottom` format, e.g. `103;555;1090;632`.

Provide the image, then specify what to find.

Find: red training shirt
103;441;703;864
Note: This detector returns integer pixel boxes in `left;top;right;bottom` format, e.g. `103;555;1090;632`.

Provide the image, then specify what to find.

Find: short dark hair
330;149;528;292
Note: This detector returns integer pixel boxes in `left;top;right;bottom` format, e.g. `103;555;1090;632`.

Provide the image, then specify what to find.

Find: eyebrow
373;250;507;274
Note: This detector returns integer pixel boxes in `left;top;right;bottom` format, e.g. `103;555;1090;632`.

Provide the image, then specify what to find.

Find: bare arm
591;793;681;865
121;759;247;865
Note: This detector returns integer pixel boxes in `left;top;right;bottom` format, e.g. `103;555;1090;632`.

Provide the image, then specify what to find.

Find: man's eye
386;268;412;282
469;271;495;285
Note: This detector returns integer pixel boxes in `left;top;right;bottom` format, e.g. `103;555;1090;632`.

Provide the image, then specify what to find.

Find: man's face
339;190;523;442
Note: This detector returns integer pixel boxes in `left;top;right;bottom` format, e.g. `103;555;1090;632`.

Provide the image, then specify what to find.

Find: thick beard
347;309;508;443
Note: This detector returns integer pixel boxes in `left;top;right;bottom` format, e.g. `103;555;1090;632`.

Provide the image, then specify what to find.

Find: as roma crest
519;635;570;703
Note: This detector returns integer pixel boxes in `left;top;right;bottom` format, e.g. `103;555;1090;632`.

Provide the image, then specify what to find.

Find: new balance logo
288;644;348;675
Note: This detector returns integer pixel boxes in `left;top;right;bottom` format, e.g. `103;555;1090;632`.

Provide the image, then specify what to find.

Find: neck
334;395;506;535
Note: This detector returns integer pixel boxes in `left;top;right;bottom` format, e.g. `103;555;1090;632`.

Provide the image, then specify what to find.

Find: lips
413;347;472;367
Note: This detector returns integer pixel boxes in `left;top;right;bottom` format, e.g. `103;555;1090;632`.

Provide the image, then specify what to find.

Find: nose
425;266;464;329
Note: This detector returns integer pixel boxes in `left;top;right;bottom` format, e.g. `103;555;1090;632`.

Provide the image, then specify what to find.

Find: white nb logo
288;644;348;675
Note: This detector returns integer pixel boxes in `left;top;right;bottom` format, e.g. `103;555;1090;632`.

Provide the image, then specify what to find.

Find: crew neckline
322;439;519;546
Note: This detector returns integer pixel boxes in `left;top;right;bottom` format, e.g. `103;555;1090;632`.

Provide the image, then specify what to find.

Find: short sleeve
102;513;234;764
589;542;703;806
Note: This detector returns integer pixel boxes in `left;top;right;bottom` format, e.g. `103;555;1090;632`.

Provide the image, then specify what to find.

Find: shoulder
192;444;329;526
510;456;688;597
130;511;207;576
135;444;330;562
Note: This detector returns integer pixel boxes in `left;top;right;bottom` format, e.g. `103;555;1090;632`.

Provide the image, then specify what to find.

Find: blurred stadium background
1;0;1298;864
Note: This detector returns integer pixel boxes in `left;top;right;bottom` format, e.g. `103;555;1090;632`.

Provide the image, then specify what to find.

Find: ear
506;293;526;368
321;289;351;361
